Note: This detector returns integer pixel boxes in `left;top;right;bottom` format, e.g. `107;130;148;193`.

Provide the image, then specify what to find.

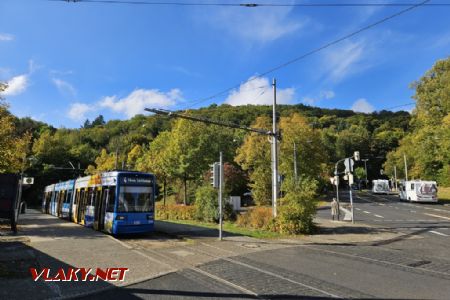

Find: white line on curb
429;231;449;237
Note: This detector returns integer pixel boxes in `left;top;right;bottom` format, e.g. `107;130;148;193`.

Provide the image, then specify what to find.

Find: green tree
385;57;450;185
235;116;272;206
279;113;327;190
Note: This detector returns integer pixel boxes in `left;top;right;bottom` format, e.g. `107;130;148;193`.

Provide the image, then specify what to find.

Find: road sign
344;158;354;173
22;177;34;185
330;176;339;186
348;173;354;185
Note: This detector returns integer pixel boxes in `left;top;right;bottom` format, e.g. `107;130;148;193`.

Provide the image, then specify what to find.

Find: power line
181;0;431;109
379;102;415;110
52;0;450;7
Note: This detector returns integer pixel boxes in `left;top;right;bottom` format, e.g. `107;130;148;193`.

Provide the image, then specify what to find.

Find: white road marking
363;211;371;214
374;214;384;218
429;231;449;237
424;213;450;221
355;208;361;211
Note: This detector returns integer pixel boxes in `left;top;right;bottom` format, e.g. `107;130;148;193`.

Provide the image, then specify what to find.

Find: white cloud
321;40;369;82
68;103;95;121
203;6;306;44
0;74;28;96
52;78;76;97
0;33;14;41
351;98;374;113
302;97;315;106
99;88;182;117
301;90;335;106
432;33;450;49
225;76;295;106
319;90;335;100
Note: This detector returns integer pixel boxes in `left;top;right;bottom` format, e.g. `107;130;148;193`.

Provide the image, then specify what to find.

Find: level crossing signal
210;162;220;188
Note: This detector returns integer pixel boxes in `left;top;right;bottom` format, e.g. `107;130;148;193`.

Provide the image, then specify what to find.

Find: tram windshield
118;186;153;213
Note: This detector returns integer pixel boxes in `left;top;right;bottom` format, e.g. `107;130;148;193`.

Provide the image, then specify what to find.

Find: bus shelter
0;174;21;233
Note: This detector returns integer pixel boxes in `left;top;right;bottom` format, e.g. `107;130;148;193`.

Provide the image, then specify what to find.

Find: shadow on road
0;239;115;300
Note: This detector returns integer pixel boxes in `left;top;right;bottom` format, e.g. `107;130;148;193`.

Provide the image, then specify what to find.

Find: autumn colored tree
235;116;272;206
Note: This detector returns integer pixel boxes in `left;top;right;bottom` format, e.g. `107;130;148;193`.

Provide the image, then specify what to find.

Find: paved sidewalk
0;210;175;300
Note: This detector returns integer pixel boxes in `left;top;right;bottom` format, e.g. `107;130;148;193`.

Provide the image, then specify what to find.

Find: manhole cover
241;243;260;249
171;250;194;257
408;260;431;268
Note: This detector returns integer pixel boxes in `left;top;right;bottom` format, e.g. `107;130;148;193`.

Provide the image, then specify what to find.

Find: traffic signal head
210;162;220;188
354;151;360;161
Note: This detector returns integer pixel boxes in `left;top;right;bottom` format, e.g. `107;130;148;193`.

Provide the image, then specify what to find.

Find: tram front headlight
116;215;127;221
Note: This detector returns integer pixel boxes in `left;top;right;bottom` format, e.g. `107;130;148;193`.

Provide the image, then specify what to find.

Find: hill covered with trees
1;57;449;211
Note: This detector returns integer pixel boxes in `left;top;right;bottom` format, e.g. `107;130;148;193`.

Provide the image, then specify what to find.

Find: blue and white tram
43;171;156;235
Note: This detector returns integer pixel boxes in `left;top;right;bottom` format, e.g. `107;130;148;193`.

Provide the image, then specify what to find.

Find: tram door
66;190;72;220
57;191;64;217
94;188;103;231
77;189;86;225
96;187;108;231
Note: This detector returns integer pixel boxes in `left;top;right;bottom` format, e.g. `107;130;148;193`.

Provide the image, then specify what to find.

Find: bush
275;178;318;234
236;207;274;230
276;204;316;234
194;185;235;222
156;203;196;221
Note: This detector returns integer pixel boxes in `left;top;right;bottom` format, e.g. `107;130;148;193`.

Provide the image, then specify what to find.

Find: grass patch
317;200;329;207
438;187;450;202
165;219;284;239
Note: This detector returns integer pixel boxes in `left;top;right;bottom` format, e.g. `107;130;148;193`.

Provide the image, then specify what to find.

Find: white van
372;179;390;194
399;180;438;203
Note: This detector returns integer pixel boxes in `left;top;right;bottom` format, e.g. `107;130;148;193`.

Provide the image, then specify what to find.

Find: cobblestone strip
198;259;332;299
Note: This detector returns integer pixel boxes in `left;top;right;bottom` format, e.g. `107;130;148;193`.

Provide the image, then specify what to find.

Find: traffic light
210;162;220;188
354;151;360;161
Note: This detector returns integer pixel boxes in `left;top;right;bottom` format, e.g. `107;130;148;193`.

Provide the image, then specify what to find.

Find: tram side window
87;188;94;206
106;186;115;212
411;183;414;190
66;191;72;204
74;190;79;205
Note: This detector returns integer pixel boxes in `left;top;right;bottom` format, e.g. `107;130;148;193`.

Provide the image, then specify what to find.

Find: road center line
424;213;450;221
374;214;384;218
363;211;371;214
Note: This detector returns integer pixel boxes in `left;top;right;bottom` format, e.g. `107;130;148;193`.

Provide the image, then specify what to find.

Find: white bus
399;180;438;203
372;179;390;194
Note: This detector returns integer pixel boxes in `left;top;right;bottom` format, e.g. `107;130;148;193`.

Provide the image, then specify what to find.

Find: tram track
126;240;342;299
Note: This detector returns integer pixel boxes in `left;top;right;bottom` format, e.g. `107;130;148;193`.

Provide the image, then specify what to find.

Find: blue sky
1;0;449;128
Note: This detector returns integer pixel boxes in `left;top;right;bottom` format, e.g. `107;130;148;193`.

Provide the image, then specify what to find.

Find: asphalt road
83;191;450;299
318;191;450;260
